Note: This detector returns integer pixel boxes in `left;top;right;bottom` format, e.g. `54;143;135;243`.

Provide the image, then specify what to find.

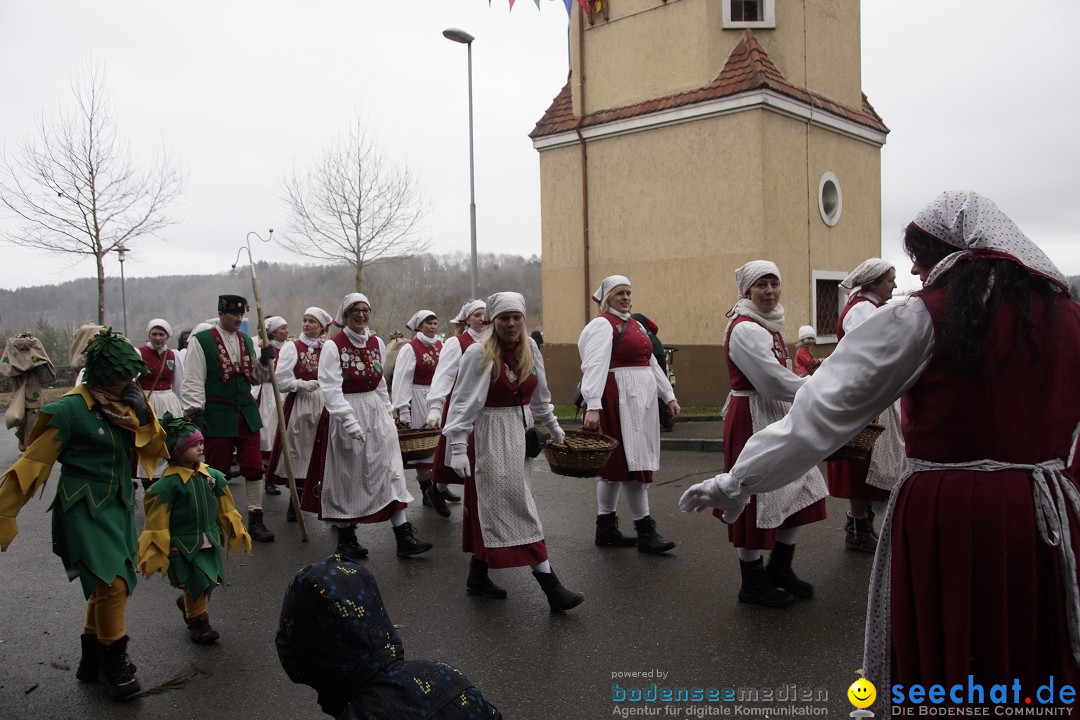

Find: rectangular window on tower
723;0;776;29
811;270;847;344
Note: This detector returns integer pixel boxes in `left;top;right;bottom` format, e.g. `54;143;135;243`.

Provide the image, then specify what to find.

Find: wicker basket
397;425;440;462
825;423;885;462
544;430;620;478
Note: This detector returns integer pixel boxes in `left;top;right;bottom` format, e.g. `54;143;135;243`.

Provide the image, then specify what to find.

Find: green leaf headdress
83;328;148;387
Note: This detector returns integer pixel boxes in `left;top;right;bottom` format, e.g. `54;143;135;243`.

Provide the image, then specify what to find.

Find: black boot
335;525;369;560
286;481;304;522
425;485;451;518
443;486;462;503
248;509;274;542
595;512;638;547
265;480;281;496
98;635;140;700
76;634;101;682
393;522;433;557
466;557;507;599
845;514;878;553
419;479;433;507
532;568;585;612
633;515;676;554
738;558;793;608
765;542;813;599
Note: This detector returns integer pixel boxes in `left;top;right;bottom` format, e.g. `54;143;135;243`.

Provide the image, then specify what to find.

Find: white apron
403;384;434;468
256;385;279;452
473;406;545;548
613;366;661;472
746;392;829;529
321;391;412;520
866;400;906;491
139;389;183;479
273;390;324;479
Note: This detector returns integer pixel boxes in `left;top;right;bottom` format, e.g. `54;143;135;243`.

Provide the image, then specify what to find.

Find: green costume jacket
193;328;262;437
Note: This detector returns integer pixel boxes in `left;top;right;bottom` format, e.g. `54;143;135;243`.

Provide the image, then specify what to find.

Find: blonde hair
479;324;535;383
598;284;631;315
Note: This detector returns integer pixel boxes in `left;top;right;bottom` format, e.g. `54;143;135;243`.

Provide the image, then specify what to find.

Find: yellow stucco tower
531;0;888;404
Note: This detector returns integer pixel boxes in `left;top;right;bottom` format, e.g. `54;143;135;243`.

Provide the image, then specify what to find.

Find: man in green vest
181;294;276;542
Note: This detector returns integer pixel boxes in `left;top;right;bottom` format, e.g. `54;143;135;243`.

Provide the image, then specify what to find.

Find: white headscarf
335;293;372;327
264;316;288;334
191;322;213;335
726;260;785;336
734;261;781;298
303;306;333;331
798;325;816;341
839;258;893;301
592;275;631;304
405;309;437;332
912;191;1067;291
452;299;486;324
146;318;172;337
484;292;527;322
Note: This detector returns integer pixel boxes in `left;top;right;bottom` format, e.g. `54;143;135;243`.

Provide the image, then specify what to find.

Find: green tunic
45;393;140;599
145;466;231;599
193;329;261;437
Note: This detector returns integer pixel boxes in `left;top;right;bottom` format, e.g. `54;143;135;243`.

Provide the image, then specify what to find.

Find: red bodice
408;337;442;386
137;346;176;391
332;332;383;394
601;313;652;369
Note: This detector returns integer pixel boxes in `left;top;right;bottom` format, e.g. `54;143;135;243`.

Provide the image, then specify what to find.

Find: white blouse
443;339;559;446
727;320;805;402
577;315;675;411
717;297;935;501
427;328;484;414
317;330;392;424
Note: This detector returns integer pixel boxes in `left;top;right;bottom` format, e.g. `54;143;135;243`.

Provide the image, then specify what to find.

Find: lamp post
116;243;128;336
443;27;479;300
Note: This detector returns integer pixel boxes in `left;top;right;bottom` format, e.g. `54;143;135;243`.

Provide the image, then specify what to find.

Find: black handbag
507;349;546;459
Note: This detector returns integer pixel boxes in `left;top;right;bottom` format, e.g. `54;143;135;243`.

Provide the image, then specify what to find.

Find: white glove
298;379;320;393
449;443;471;478
342;418;364;440
547;423;566;445
398;408;412;426
679;473;749;523
425;406;442;429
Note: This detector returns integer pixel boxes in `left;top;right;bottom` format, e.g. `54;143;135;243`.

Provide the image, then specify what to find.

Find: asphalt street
0;425;876;719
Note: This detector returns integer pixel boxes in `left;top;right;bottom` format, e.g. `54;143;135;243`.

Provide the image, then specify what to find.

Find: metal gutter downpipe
574;3;592;323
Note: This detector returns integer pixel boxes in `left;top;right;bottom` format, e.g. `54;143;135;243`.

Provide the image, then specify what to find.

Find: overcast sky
1;0;1077;295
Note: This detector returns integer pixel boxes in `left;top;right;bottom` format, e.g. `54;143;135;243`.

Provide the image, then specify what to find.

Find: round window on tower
818;172;843;227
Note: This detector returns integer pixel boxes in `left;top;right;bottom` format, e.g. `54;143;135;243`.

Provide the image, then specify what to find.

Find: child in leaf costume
139;413;251;644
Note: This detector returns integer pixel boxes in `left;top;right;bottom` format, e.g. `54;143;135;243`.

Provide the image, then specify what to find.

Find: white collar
144;341;167;355
466;327;483;341
415;333;437;347
343;326;369;345
608;310;631;320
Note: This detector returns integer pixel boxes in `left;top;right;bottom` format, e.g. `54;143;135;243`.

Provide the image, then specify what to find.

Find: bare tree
278;120;429;291
0;62;184;324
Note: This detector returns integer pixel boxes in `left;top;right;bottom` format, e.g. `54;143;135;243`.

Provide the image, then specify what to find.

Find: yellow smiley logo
847;677;876;708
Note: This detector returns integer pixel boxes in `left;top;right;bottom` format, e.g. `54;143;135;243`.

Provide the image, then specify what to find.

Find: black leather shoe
265;482;281;496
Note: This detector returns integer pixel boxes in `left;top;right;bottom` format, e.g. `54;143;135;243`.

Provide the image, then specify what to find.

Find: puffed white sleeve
170;351;185;398
650;354;676;403
529;340;559;432
318;340;353;422
275;342;299;393
443;345;492;446
843;299;878;334
728;297;935;496
577;318;613;411
426;336;463;414
391;344;416;412
374;337;393;413
181;339;207;414
727;321;805;402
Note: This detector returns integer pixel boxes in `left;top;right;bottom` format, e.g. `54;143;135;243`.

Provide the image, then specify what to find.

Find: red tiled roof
531;30;888;139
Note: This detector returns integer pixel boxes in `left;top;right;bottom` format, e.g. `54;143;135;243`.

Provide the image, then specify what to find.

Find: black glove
260;346;276;365
188;410;209;436
120;382;147;413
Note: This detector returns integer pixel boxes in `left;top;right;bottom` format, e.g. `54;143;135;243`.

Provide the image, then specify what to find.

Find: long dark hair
905;223;1063;373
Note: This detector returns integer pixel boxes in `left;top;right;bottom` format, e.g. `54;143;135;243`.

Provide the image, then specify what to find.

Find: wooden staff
240;230;308;541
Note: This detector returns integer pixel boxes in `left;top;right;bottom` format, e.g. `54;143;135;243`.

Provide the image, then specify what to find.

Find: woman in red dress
682;192;1080;709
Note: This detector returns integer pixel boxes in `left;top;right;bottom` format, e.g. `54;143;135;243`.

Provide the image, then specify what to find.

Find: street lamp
443;27;479;300
115;243;128;336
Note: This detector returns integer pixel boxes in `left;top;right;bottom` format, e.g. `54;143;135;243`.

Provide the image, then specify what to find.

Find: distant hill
0;253;541;360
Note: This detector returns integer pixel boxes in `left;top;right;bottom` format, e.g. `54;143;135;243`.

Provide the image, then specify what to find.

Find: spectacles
347;308;371;317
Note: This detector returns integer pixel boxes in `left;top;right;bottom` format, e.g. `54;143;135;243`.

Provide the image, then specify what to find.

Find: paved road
0;427;875;719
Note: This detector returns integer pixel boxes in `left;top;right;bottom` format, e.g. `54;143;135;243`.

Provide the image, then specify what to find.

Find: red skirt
888;469;1080;693
299;409;406;523
596;372;652;484
716;395;825;549
827;458;889;502
432;402;471;486
461;473;547;569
